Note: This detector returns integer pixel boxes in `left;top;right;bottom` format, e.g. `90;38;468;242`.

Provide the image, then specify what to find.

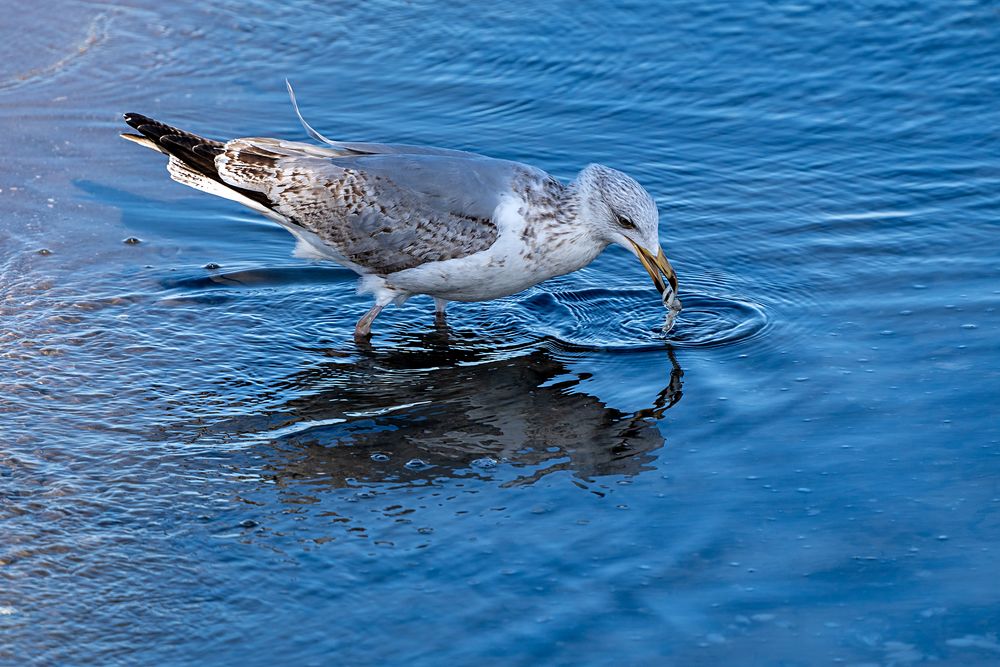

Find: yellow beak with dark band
629;241;678;296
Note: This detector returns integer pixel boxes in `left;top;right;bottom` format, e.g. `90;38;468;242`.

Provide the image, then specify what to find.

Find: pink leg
434;298;448;325
354;303;385;341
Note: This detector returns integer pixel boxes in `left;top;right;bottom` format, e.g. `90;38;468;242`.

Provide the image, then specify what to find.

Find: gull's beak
629;241;678;295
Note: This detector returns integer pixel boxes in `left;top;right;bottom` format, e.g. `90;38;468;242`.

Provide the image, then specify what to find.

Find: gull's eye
616;214;636;230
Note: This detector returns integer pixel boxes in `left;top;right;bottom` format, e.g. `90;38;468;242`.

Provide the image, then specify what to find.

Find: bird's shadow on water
204;327;684;494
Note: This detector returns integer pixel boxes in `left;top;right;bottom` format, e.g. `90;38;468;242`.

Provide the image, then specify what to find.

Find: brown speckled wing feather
215;139;533;275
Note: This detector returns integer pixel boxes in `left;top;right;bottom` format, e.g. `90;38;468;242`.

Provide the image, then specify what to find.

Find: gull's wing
122;113;547;275
216;139;542;275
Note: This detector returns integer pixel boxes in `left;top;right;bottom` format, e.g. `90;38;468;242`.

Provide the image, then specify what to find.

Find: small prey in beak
629;240;682;332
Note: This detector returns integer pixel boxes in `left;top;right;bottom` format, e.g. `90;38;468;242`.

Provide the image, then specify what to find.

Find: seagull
121;91;680;340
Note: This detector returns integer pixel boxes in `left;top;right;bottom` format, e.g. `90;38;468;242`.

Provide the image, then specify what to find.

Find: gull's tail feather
120;113;277;216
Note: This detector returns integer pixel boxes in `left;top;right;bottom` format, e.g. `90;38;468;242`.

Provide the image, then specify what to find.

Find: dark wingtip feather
120;113;273;210
192;143;223;158
123;112;154;131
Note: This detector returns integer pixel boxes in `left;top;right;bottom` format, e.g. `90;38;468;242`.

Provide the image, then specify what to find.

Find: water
3;1;999;664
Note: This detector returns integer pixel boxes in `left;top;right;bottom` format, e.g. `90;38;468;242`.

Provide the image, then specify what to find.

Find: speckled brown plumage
123;114;503;276
216;141;501;275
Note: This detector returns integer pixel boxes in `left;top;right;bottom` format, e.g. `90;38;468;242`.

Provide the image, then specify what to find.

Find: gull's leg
354;302;385;341
433;297;448;326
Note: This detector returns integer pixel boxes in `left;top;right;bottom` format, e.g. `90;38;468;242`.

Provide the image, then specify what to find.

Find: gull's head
576;164;678;295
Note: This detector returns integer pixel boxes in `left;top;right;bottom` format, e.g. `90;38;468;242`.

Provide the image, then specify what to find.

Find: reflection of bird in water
121;88;680;340
207;331;683;490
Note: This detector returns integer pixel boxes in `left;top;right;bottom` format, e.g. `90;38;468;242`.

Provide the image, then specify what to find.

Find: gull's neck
512;173;608;279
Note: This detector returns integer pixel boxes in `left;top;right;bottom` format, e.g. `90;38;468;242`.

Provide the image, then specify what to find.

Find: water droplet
36;248;52;256
472;457;497;469
405;458;430;470
239;519;258;529
961;323;977;330
370;452;390;462
204;262;221;270
123;237;142;244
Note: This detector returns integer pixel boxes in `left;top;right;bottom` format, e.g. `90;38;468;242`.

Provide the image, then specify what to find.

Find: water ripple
665;293;770;348
509;284;770;351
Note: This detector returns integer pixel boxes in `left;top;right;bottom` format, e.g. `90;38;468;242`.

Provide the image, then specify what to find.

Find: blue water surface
2;1;999;664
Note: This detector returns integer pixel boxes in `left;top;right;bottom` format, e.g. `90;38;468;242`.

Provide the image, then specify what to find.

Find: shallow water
3;1;999;664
